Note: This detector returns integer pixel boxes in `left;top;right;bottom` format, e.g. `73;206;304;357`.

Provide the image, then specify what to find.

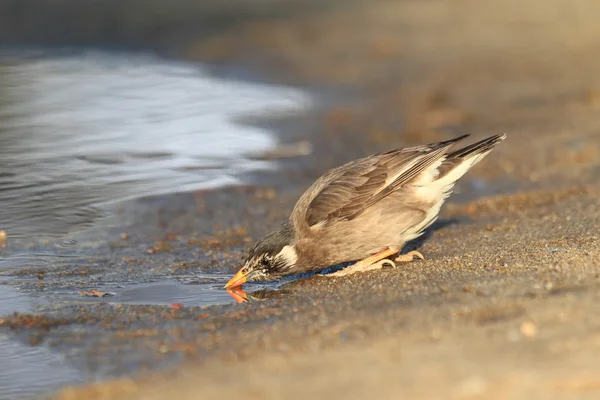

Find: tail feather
436;133;506;183
399;133;506;241
446;133;507;160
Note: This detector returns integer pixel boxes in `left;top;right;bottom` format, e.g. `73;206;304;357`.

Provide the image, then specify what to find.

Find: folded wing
292;135;470;231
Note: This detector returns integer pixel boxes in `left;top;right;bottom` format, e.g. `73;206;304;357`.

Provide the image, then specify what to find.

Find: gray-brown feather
293;192;429;271
437;133;506;179
292;134;469;232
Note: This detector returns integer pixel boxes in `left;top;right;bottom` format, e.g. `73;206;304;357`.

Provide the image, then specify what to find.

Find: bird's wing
292;135;469;230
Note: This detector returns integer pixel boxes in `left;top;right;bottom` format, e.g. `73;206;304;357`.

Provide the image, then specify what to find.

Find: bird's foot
323;247;400;278
394;250;424;263
327;259;395;277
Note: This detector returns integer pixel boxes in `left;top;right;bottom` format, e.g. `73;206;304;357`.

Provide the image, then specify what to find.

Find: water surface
0;280;84;400
0;51;311;269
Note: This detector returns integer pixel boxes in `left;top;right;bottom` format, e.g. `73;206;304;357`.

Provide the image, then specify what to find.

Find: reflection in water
227;286;291;303
0;51;311;269
227;287;249;303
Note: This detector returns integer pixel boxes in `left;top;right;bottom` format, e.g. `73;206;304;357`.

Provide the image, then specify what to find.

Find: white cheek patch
276;245;298;266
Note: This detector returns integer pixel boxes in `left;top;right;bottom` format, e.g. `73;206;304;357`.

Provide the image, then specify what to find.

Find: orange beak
224;268;249;289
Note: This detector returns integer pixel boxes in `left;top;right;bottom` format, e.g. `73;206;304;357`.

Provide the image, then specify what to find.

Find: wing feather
294;135;469;230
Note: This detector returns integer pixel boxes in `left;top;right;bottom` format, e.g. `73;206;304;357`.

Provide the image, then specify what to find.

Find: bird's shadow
401;217;465;254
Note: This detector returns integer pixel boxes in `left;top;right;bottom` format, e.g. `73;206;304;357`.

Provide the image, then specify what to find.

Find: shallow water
0;274;284;398
0;51;312;397
109;281;238;306
0;50;311;269
0;281;85;400
63;275;242;306
0;49;313;303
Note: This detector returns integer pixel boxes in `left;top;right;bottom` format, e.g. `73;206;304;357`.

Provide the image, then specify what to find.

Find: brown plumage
225;133;506;288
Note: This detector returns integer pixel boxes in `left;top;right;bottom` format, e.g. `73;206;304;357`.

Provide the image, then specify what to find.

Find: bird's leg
395;250;425;263
328;247;398;277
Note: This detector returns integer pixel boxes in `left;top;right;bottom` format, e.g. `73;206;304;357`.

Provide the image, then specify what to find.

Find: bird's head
224;222;297;289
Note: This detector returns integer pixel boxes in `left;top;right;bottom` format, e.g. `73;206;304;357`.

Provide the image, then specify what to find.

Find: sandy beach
1;0;600;399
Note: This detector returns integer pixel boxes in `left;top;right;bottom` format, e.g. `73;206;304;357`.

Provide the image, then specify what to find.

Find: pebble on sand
520;321;538;338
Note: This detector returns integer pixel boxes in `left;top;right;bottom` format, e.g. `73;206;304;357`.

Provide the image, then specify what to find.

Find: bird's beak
224;268;249;289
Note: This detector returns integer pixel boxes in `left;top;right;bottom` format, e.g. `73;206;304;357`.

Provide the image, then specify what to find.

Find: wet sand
2;0;600;398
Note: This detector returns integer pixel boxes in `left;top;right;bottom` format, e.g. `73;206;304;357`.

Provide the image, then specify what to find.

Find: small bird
225;133;506;288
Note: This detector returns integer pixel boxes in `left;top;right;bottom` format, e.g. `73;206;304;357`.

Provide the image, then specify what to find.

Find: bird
225;133;506;289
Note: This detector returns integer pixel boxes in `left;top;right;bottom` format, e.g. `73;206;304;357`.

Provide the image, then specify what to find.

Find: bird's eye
261;255;270;266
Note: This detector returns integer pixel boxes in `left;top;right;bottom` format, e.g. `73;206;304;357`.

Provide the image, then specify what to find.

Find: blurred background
1;0;600;399
2;0;599;262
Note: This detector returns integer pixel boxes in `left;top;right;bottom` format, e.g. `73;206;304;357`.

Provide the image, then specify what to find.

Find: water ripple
0;51;311;268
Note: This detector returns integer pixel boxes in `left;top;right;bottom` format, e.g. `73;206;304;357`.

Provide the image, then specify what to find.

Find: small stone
158;344;169;354
520;321;537;338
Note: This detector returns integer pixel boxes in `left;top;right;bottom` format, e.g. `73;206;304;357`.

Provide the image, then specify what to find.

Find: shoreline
0;0;599;399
